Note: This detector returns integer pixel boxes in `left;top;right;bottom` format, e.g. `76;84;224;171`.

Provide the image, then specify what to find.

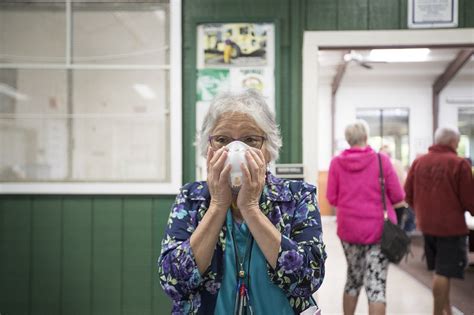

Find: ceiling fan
343;50;386;69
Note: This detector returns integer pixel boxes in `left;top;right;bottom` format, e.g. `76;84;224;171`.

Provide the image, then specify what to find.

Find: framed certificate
408;0;458;28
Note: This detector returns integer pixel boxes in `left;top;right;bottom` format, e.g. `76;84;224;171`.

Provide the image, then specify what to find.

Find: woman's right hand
207;147;232;209
190;148;232;275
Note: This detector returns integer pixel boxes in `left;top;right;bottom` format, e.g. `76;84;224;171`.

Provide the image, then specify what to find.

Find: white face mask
224;140;249;193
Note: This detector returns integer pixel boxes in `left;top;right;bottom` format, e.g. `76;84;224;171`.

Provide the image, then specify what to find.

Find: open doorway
304;30;474;315
302;29;474;186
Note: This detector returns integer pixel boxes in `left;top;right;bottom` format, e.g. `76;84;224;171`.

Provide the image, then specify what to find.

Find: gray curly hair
197;89;282;162
434;126;460;145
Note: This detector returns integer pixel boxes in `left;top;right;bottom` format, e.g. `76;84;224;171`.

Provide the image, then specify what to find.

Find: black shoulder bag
378;154;411;264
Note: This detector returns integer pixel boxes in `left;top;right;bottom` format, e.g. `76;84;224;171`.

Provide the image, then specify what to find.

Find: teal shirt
214;210;294;315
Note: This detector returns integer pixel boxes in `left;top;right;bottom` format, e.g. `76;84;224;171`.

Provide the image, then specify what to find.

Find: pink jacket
327;146;405;244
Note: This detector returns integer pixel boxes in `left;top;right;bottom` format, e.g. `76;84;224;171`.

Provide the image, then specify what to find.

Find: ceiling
318;48;474;85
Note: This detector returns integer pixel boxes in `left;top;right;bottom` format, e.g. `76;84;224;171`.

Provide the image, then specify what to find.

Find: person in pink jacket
327;120;405;315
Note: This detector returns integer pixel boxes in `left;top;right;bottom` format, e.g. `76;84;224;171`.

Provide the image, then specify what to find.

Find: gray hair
197;89;282;162
434;126;460;145
345;120;370;146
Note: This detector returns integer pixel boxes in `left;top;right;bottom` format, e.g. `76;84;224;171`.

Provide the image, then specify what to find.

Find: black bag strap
377;153;388;219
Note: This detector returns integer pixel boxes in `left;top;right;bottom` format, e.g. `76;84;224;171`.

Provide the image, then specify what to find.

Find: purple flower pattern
204;279;221;294
268;208;282;225
278;249;304;273
157;172;326;314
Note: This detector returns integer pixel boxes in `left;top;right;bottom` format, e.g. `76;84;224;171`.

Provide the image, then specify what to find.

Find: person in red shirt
405;126;474;315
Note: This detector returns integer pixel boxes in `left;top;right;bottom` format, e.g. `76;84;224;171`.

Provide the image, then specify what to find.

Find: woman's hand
237;148;266;213
207;147;232;209
190;147;232;274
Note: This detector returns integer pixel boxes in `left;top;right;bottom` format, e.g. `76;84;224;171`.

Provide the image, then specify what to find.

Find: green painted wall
182;0;304;183
1;1;473;314
182;0;474;183
0;196;174;314
306;0;474;31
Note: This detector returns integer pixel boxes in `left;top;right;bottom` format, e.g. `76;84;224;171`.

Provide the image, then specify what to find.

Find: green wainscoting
0;196;174;314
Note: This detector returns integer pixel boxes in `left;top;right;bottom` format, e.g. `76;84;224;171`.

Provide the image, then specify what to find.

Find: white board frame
0;0;182;195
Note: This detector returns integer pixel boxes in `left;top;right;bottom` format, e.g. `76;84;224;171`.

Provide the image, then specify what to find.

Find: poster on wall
196;22;275;109
195;23;275;180
196;69;230;102
197;23;273;68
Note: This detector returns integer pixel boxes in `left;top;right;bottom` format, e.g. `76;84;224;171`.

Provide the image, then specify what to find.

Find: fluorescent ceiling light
369;48;430;62
133;84;156;100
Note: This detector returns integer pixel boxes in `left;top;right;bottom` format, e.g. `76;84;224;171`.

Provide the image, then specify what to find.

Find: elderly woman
158;90;326;314
326;120;404;315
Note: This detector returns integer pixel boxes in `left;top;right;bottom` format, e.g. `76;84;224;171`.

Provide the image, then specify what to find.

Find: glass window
357;108;410;168
0;0;179;193
72;69;169;182
458;107;474;159
0;69;68;181
73;3;169;64
0;3;66;64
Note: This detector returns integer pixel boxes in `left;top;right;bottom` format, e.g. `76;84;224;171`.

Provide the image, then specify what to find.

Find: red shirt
405;145;474;236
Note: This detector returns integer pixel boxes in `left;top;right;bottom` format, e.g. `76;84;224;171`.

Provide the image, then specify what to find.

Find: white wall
315;84;332;172
318;78;474;172
317;79;434;171
439;81;474;128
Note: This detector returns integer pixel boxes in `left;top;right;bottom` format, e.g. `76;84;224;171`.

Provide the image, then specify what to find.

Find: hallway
315;217;440;315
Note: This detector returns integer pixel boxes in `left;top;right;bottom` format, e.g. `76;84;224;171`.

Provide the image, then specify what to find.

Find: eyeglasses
208;135;267;150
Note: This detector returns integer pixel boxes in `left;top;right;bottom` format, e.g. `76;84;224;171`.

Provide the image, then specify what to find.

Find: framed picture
408;0;458;28
197;23;274;68
196;22;275;106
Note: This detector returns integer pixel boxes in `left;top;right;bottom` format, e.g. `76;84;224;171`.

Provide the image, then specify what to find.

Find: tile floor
314;216;435;315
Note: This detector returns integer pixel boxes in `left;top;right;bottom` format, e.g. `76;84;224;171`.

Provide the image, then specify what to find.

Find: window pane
381;109;409;167
72;3;169;65
458;107;474;159
72;70;169;181
0;69;68;181
0;69;170;182
357;108;410;168
356;109;382;150
0;3;66;64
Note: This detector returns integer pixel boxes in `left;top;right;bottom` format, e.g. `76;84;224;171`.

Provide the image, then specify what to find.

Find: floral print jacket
158;172;327;314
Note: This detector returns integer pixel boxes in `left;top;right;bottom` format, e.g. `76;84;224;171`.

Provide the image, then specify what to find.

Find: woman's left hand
236;148;266;213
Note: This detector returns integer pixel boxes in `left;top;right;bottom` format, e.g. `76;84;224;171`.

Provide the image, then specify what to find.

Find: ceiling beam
331;50;349;155
432;49;474;134
331;58;349;95
433;49;474;94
